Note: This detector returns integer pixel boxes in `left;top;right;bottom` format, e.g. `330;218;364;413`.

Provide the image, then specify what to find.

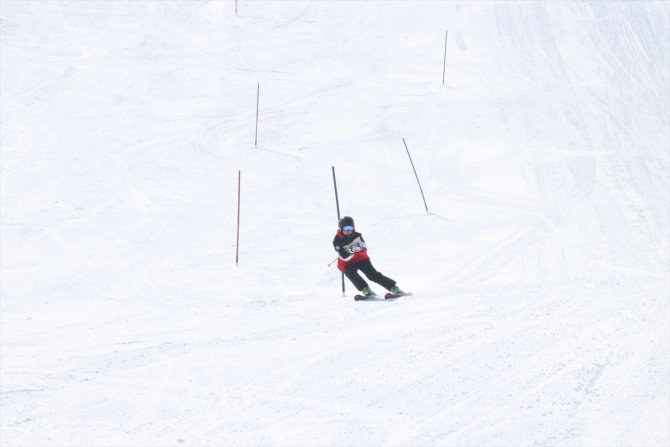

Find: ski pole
326;257;338;268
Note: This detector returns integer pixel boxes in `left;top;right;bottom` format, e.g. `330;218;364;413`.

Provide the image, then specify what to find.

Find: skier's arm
335;245;353;261
333;236;353;261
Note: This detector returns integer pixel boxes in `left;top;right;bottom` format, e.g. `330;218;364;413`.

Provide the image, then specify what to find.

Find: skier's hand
336;245;351;259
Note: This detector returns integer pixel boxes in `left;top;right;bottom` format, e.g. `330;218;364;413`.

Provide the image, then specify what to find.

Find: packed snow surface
1;1;669;446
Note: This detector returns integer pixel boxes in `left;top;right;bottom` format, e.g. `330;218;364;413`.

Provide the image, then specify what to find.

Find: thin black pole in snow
331;166;345;296
332;166;341;222
255;82;260;146
236;170;241;266
442;29;448;85
403;138;429;213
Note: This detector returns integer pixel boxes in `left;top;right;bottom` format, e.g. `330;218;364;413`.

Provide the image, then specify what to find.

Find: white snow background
1;1;669;446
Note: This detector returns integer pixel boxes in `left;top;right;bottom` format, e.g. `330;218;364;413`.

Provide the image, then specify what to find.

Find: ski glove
335;245;353;260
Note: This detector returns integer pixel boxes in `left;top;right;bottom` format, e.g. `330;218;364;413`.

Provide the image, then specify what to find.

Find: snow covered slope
1;1;668;446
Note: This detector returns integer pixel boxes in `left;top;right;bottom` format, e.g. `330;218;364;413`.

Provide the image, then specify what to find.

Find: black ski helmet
338;216;354;230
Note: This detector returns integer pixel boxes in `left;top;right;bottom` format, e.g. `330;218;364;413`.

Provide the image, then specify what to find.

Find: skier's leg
343;263;368;291
358;259;396;290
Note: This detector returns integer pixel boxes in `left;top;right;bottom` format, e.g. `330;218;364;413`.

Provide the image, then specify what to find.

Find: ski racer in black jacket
332;216;404;297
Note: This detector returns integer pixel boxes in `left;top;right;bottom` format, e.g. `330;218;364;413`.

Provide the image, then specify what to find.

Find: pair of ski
354;292;412;301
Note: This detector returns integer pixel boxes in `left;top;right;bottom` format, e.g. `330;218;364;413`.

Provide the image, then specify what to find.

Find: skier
332;216;405;298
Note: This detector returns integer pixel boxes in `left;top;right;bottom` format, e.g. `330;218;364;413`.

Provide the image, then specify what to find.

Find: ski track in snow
1;1;669;446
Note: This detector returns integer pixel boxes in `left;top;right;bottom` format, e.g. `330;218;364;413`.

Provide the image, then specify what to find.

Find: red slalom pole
236;170;241;266
255;83;260;146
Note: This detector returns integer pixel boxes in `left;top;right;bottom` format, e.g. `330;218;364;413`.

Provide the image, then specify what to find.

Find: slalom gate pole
332;166;341;222
255;82;260;146
236;170;241;266
402;138;429;213
442;29;448;85
331;166;345;296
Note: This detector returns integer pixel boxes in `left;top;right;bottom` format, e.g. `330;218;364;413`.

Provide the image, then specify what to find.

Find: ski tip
384;292;412;299
354;294;378;301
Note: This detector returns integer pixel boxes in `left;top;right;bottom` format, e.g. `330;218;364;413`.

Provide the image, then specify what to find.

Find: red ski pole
236;170;241;266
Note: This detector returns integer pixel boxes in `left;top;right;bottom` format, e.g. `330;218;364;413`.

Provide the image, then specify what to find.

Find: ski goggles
342;226;354;233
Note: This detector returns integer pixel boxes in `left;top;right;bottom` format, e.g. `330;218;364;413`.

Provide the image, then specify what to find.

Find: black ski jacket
332;230;369;271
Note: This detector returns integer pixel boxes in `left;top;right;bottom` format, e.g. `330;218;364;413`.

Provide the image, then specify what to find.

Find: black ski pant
343;259;396;291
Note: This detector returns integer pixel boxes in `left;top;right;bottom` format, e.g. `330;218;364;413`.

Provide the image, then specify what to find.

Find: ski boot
354;287;377;301
385;285;408;299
